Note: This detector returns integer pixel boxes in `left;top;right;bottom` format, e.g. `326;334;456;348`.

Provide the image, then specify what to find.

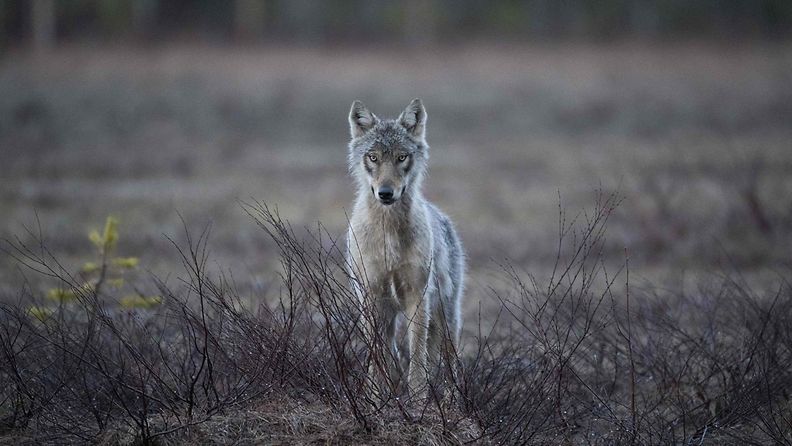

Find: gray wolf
346;98;465;399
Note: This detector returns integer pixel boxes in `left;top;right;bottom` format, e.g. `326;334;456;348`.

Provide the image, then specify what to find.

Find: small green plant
27;305;54;321
46;287;78;303
119;295;162;309
30;216;160;318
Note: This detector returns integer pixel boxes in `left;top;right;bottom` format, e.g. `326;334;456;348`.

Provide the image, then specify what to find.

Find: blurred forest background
2;2;792;444
2;0;792;303
1;0;792;46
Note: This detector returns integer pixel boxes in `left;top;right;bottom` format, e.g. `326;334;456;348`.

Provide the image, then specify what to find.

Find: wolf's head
347;99;429;206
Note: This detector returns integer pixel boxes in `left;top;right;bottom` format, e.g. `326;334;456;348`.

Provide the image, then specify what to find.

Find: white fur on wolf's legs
404;300;430;399
441;333;461;405
426;318;443;377
426;312;461;404
365;323;400;401
362;283;402;402
394;265;433;400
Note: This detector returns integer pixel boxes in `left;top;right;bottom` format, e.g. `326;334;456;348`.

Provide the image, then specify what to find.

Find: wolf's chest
348;205;430;275
360;230;407;271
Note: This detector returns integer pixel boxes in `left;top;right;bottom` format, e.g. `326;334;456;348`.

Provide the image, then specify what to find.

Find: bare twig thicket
1;193;791;444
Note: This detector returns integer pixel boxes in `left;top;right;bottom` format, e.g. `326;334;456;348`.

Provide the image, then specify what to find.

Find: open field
3;43;792;277
1;43;792;444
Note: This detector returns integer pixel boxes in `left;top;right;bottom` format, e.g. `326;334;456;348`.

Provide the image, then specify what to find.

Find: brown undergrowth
1;193;791;445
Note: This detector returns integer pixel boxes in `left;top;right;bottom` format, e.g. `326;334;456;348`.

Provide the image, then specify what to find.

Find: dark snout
377;185;395;205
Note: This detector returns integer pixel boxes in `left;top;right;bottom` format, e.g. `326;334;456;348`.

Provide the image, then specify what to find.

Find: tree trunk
31;0;55;49
403;0;435;46
132;0;158;39
235;0;267;41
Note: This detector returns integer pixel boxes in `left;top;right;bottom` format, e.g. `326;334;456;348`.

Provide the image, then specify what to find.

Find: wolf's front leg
405;300;429;400
367;299;401;397
360;279;401;401
397;268;432;400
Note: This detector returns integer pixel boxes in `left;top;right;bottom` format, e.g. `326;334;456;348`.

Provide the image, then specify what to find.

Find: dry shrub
1;194;791;445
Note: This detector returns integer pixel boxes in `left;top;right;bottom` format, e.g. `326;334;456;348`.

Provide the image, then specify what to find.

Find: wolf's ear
398;98;427;140
349;101;378;138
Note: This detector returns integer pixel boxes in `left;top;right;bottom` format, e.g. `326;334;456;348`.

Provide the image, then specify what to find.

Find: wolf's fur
346;99;465;398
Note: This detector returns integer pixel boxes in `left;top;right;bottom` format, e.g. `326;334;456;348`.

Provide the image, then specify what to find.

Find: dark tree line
2;0;791;48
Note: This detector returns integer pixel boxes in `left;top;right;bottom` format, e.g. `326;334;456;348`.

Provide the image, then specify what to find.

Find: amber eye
367;153;378;162
397;154;408;162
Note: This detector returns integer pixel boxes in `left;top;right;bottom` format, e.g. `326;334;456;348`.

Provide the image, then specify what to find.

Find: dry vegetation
1;43;792;444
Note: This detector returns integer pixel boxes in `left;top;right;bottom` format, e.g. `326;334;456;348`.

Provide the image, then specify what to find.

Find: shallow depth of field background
2;1;792;327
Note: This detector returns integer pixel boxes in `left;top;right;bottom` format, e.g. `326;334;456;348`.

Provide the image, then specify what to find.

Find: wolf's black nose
378;186;394;200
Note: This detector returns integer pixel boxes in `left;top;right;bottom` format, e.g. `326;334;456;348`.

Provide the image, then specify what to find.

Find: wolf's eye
367;154;378;163
397;154;408;162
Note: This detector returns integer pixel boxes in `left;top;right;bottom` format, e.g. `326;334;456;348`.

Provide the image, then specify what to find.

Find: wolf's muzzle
377;185;395;204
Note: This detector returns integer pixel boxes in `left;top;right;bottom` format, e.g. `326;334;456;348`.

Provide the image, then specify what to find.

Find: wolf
346;98;465;399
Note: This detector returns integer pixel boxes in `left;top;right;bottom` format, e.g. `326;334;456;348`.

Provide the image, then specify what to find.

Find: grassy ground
1;42;792;444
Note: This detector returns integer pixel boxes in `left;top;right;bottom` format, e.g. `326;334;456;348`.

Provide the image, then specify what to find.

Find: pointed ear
349;100;378;138
398;98;427;140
